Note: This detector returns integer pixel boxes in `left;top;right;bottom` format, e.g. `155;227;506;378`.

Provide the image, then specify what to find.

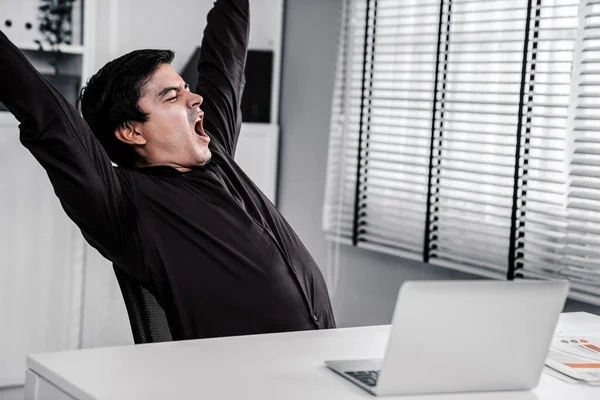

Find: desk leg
24;370;76;400
24;370;37;400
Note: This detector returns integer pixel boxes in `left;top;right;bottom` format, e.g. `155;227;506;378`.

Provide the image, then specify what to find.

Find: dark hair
79;49;175;167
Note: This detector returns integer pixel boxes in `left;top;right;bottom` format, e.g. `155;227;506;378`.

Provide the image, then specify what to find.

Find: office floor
0;386;23;400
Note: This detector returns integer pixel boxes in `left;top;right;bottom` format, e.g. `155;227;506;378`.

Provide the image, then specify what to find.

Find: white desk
24;312;600;400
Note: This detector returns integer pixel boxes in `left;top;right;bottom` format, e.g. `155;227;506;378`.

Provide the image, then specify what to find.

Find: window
324;0;600;306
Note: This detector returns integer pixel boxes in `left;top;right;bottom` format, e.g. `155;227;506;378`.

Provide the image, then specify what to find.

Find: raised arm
195;0;250;157
0;31;135;272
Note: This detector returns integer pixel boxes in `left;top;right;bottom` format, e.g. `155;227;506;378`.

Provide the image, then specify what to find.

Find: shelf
17;42;85;55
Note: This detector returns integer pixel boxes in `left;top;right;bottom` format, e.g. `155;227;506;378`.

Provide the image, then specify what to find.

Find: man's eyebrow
157;86;179;99
157;82;189;99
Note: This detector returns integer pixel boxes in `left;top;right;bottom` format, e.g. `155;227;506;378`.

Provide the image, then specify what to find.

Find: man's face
133;64;211;170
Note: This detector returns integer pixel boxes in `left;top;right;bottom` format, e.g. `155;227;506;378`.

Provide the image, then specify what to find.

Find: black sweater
0;0;335;340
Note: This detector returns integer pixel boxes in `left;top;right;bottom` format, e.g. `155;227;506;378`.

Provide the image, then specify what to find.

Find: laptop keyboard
346;370;380;387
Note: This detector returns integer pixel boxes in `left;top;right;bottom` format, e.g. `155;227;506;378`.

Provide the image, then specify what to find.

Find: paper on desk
554;312;600;336
545;336;600;385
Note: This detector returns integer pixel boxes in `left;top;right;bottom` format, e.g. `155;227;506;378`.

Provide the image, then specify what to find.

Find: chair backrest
113;266;172;344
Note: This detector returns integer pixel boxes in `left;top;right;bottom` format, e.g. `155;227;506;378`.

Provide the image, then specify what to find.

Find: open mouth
194;112;209;141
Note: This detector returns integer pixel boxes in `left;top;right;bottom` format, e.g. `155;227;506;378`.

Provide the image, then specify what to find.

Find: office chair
113;266;173;344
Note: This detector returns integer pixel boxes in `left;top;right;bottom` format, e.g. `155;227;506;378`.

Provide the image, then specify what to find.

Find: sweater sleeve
195;0;250;157
0;30;136;268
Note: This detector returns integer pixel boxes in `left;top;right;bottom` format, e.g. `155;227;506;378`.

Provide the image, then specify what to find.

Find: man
0;0;335;340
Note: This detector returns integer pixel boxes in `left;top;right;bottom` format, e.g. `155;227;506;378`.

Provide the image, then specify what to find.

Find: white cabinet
0;0;91;89
0;0;83;47
0;0;92;387
235;123;280;203
0;114;84;388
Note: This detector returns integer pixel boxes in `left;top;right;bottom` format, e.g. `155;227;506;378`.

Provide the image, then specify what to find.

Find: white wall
277;0;600;328
91;0;283;121
101;0;281;66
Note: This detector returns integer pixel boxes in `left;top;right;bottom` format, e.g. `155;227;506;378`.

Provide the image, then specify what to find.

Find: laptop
325;280;569;396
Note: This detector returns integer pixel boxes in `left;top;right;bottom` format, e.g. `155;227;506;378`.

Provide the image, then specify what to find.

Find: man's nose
187;92;203;109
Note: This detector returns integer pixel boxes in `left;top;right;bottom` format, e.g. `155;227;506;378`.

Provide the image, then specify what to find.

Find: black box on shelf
43;73;81;106
180;47;274;123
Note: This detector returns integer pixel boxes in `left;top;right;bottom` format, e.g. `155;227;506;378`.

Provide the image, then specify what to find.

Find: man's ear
114;122;147;146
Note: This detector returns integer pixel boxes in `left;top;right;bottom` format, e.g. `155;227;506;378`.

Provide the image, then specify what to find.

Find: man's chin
198;150;212;166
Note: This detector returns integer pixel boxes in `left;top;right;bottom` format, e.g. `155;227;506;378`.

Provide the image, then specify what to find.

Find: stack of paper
545;335;600;385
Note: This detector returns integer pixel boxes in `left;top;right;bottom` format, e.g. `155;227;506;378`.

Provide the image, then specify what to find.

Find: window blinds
426;0;529;279
561;0;600;304
323;0;365;245
325;0;440;260
325;0;600;306
356;0;439;259
518;0;600;306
